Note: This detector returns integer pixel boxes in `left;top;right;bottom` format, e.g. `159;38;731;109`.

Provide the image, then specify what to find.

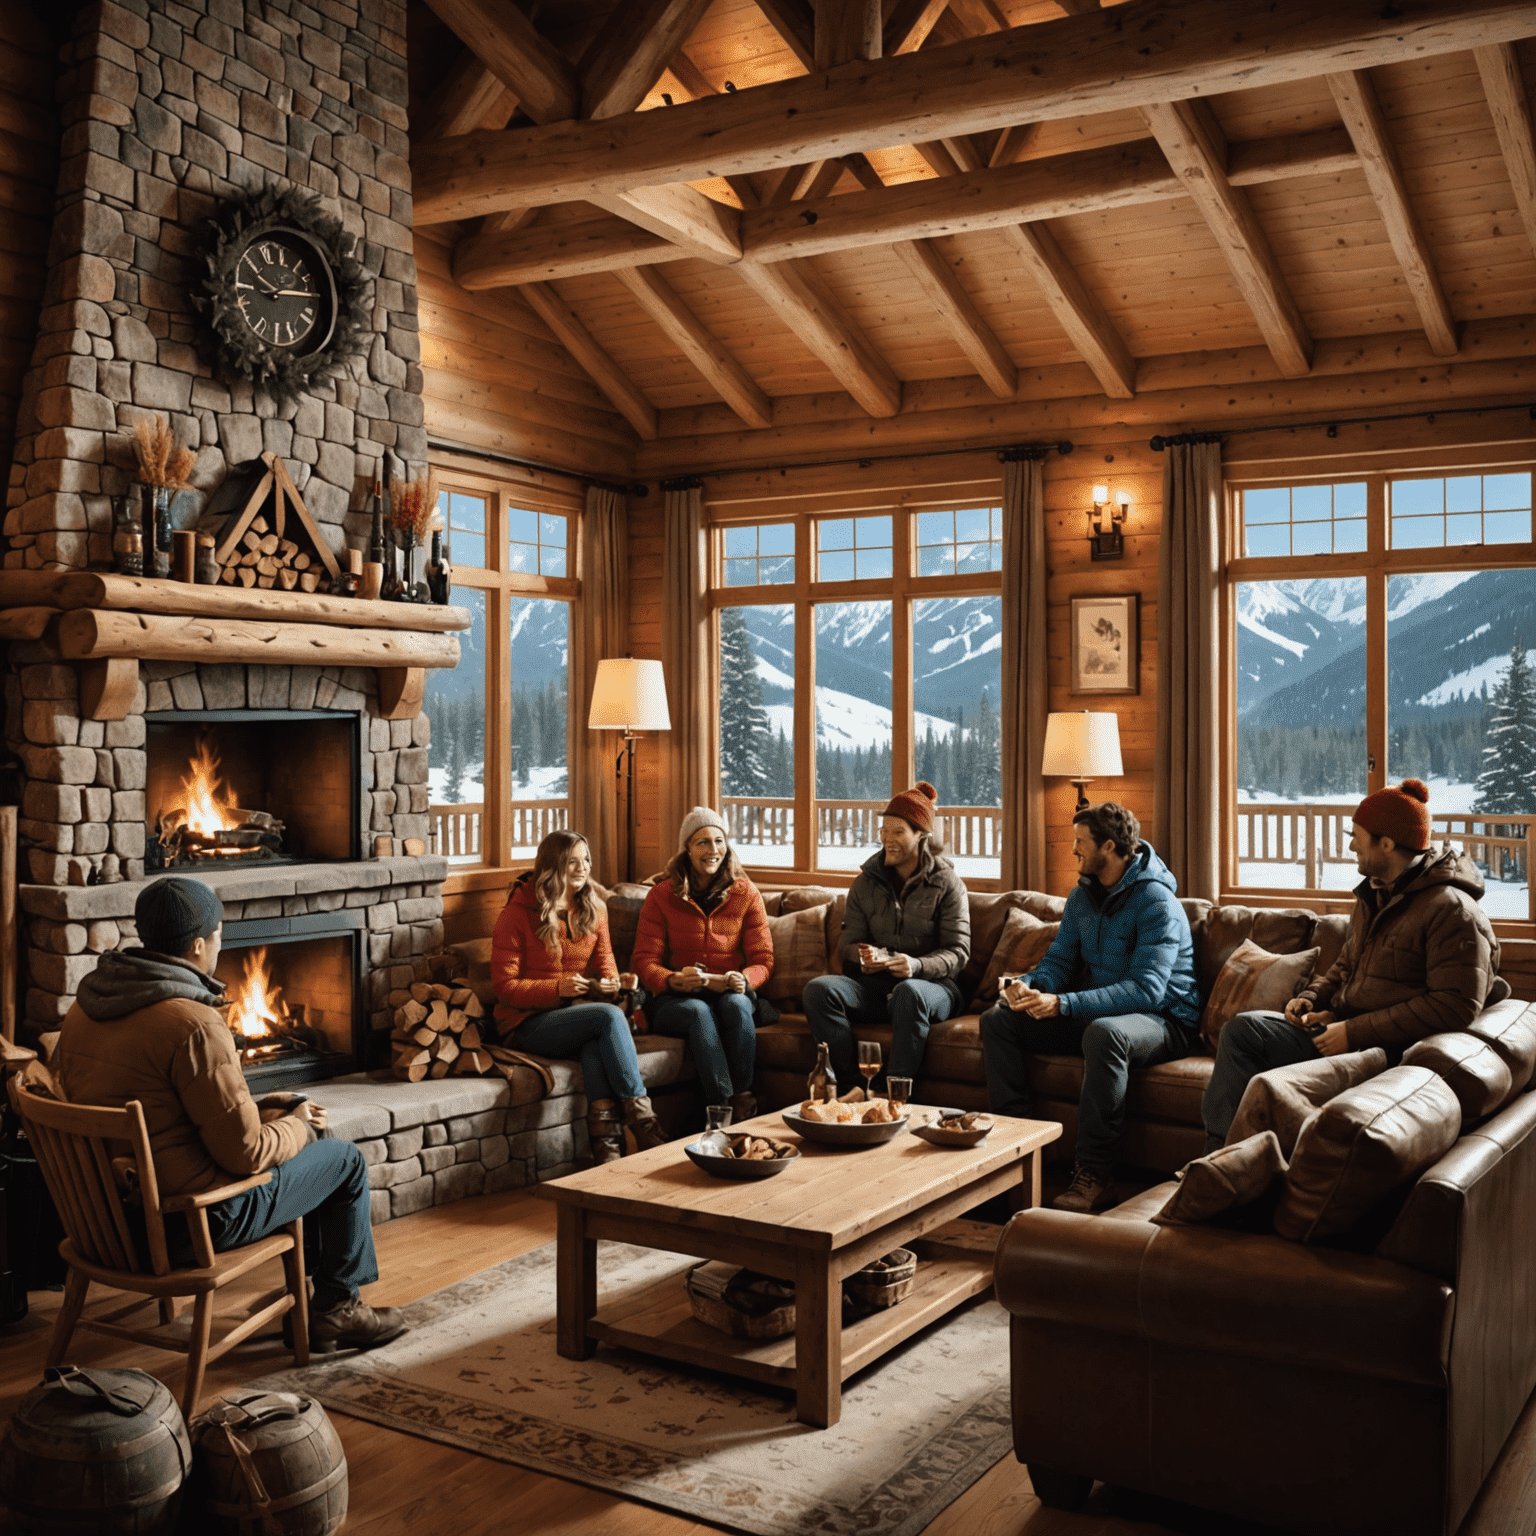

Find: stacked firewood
217;513;328;592
390;980;490;1080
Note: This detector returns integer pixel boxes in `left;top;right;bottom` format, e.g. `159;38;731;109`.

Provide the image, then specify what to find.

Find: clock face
233;231;335;354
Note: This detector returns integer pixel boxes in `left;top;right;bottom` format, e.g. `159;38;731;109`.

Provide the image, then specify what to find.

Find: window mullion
891;506;912;798
1366;476;1387;795
794;519;814;874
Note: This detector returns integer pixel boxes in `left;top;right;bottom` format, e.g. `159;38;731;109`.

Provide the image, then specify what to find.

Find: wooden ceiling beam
588;184;742;264
1227;124;1356;185
883;0;948;54
1475;42;1536;256
736;261;902;417
1327;69;1458;357
581;0;716;119
413;51;510;142
615;266;774;429
520;282;658;440
454;214;674;289
664;52;761;207
815;0;882;67
998;222;1136;398
410;0;1536;219
1143;98;1313;378
420;0;579;125
754;0;817;70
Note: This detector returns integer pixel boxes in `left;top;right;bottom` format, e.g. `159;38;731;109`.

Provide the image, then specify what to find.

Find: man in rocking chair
54;876;406;1353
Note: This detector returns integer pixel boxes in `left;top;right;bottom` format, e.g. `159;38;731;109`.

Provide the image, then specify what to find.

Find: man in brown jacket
1202;779;1503;1150
56;876;405;1352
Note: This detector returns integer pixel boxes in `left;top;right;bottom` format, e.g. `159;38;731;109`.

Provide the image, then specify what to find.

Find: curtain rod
677;439;1075;482
426;435;649;497
1151;402;1536;452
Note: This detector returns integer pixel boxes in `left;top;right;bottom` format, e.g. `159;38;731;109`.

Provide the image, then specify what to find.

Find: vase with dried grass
129;416;196;578
390;468;439;602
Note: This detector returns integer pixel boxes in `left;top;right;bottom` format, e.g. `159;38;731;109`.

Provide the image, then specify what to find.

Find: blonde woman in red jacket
491;829;664;1164
631;806;773;1121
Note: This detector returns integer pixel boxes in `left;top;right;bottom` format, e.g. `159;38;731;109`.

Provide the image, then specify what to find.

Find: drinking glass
858;1041;882;1098
700;1103;733;1155
886;1077;912;1116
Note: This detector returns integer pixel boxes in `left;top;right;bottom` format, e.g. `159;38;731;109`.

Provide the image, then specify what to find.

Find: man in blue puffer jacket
979;802;1200;1213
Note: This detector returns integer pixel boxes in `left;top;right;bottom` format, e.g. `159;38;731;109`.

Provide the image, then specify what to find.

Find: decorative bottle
807;1042;837;1104
368;479;388;569
111;496;143;576
427;529;452;604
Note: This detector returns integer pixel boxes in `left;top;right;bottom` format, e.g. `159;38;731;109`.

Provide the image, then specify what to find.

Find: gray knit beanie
677;805;727;853
135;876;224;956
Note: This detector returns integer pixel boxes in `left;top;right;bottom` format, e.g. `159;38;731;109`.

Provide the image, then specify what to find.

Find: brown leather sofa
992;995;1536;1536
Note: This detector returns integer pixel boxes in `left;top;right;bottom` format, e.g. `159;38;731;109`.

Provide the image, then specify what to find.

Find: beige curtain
661;479;711;865
1155;438;1223;901
572;484;629;884
1001;455;1048;891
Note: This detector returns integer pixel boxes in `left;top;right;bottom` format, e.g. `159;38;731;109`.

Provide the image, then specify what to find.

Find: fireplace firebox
145;710;361;870
216;912;366;1095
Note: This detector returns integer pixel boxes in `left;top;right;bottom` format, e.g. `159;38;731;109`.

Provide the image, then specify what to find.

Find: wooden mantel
0;570;470;721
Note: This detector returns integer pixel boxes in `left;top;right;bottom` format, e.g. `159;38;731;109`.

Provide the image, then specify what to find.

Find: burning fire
175;738;243;837
228;948;288;1042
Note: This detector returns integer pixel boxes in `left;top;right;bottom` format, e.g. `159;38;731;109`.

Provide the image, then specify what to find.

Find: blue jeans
650;991;754;1104
803;973;956;1092
1202;1009;1321;1152
979;1004;1191;1176
512;1001;647;1104
208;1137;376;1312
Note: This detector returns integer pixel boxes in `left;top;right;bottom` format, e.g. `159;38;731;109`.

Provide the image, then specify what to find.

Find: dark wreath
193;185;373;410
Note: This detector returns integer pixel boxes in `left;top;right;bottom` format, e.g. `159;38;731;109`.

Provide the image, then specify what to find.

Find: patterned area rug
250;1241;1013;1536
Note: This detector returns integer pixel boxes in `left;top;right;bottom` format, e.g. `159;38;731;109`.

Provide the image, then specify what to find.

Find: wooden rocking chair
6;1076;310;1418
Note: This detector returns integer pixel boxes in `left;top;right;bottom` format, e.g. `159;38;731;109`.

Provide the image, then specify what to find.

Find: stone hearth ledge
19;855;449;922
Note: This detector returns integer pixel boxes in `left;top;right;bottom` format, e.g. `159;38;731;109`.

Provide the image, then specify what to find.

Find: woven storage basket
685;1265;796;1339
844;1249;917;1310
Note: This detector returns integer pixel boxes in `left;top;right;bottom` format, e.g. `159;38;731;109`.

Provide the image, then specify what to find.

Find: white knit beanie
677;805;727;853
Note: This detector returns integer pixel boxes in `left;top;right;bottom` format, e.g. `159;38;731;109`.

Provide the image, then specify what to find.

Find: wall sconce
1087;484;1129;561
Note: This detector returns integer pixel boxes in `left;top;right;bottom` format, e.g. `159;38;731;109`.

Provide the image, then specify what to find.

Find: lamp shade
588;658;672;732
1041;711;1123;777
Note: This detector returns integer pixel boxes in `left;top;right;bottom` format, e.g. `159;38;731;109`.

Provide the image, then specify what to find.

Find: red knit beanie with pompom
1352;778;1432;851
883;781;938;834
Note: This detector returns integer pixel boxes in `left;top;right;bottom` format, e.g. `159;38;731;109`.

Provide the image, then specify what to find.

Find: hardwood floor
2;1192;1533;1536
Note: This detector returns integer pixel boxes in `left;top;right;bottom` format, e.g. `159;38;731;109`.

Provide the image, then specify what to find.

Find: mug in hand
257;1092;309;1111
619;972;639;991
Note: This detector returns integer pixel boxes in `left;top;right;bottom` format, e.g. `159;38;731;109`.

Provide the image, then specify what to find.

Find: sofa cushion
1467;1001;1536;1097
1401;1032;1513;1121
1152;1130;1288;1227
1227;1048;1389;1155
1198;938;1320;1050
602;883;652;973
1180;900;1349;1001
976;910;1060;1004
959;890;1067;1002
764;903;830;1008
1274;1065;1462;1243
781;885;844;969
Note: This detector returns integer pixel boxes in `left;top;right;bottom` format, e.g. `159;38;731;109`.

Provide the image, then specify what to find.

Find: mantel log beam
409;0;1536;219
1327;68;1458;356
419;0;579;125
1475;42;1536;257
1143;98;1313;378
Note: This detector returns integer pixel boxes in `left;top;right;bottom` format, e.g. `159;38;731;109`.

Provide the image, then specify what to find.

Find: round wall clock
194;186;372;410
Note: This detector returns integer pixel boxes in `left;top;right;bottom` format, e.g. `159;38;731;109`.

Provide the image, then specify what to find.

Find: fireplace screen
146;710;360;869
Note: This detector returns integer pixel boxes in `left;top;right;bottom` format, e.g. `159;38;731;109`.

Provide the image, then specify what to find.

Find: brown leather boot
622;1094;667;1151
309;1298;408;1354
586;1098;625;1165
728;1091;758;1124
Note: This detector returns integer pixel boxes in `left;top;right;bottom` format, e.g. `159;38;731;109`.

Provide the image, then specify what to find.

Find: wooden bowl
845;1248;917;1309
684;1137;799;1180
912;1114;993;1148
780;1107;910;1147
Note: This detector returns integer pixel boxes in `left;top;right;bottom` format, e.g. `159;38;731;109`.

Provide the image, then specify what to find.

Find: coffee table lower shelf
588;1242;994;1390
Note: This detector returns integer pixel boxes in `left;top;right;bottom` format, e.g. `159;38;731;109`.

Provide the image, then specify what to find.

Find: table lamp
588;658;671;882
1041;711;1123;811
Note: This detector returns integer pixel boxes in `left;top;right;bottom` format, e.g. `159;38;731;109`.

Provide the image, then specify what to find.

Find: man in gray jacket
804;781;970;1094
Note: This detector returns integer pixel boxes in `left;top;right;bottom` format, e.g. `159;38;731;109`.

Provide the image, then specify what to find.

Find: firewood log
240;549;261;566
411;1025;434;1047
410;981;431;1004
277;568;298;591
294;551;311;570
237;568;257;587
450;988;473;1007
242;530;262;552
278;539;299;560
436;1034;460;1064
255;574;275;589
429;1058;449;1078
460;1021;482;1051
256;556;278;575
257;534;279;555
446;1009;467;1032
251;515;269;535
454;1048;491;1075
299;572;320;592
388;988;412;1008
401;1047;430;1082
462;994;485;1019
399;999;428;1026
429;983;454;1001
428;1000;451;1032
219;566;238;585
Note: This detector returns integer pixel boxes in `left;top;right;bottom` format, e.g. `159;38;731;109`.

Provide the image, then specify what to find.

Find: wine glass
858;1041;882;1099
701;1103;733;1155
887;1077;912;1118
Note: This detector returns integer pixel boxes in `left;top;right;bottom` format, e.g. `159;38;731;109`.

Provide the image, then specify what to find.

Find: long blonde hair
525;830;602;954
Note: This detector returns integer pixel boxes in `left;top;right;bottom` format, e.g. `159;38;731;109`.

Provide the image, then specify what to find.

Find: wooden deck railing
722;797;1003;860
428;799;569;860
1237;802;1536;919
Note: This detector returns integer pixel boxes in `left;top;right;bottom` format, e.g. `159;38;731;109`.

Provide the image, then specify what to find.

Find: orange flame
176;738;243;836
228;948;287;1041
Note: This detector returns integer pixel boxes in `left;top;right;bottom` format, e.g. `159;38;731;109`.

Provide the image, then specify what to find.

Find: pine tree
718;607;774;796
511;691;533;788
1473;637;1536;815
770;726;793;796
972;688;1002;807
444;726;466;804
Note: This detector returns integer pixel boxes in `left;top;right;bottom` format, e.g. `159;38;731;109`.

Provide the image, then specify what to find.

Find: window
1227;468;1536;923
711;499;1005;885
427;467;579;873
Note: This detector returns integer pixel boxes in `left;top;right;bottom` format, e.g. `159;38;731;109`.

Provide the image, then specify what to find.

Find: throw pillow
1199;939;1321;1052
975;910;1061;1005
764;903;830;1007
1402;1032;1514;1121
1468;1007;1536;1099
1152;1131;1288;1227
1226;1047;1389;1156
1274;1065;1462;1243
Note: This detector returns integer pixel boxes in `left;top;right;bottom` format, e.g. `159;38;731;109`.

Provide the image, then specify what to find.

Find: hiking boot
728;1091;758;1124
1051;1166;1110;1214
309;1298;408;1354
622;1094;668;1151
586;1098;625;1164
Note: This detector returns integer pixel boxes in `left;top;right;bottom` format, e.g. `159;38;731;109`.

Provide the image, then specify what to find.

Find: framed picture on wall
1070;594;1139;695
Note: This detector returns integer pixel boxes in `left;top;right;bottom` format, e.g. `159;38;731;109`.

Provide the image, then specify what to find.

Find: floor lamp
588;658;671;884
1041;711;1123;811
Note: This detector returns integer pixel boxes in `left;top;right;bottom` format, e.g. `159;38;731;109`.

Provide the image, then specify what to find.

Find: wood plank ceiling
406;0;1536;463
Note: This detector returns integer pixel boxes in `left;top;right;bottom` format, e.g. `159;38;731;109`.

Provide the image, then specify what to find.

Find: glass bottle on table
807;1042;837;1104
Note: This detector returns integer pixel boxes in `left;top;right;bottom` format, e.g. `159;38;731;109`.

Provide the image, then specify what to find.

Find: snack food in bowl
912;1110;994;1148
685;1133;800;1180
782;1098;911;1146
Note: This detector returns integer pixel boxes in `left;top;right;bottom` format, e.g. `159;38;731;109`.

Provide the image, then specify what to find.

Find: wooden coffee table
536;1109;1060;1427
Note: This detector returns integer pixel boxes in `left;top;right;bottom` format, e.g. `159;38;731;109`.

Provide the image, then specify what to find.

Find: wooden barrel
190;1390;347;1536
0;1366;190;1536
